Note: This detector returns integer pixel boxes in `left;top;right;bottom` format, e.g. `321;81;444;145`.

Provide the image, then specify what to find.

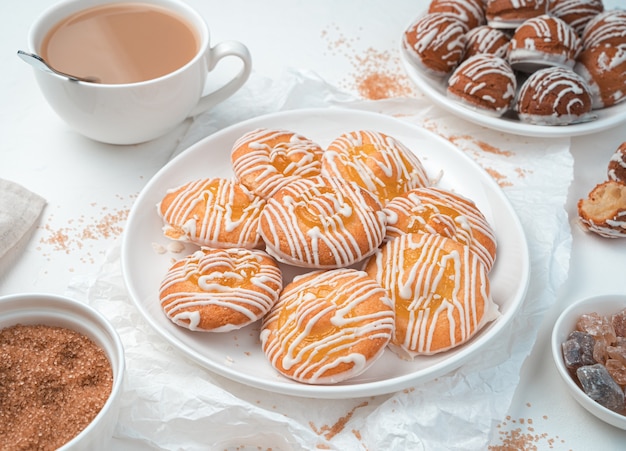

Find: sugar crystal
576;364;625;412
562;331;596;370
612;308;626;338
606;359;626;386
577;313;617;345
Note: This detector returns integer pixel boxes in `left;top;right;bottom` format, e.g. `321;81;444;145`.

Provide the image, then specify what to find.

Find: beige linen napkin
0;179;46;274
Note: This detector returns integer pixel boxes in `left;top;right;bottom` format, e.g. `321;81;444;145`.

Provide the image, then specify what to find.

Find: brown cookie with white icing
447;54;517;117
403;13;468;77
608;142;626;184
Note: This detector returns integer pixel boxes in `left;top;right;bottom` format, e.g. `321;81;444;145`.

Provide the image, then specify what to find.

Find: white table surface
2;1;626;449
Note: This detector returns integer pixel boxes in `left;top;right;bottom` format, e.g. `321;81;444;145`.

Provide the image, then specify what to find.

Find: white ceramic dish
551;293;626;430
400;47;626;138
0;293;125;450
121;108;530;398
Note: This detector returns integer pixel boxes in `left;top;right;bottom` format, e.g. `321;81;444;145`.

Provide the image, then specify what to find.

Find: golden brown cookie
364;232;499;358
231;128;324;199
258;175;387;268
321;130;430;206
160;247;282;332
260;268;394;384
157;177;265;249
384;186;497;271
578;180;626;238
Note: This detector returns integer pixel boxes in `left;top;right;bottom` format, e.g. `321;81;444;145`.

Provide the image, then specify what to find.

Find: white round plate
400;47;626;138
121;108;530;398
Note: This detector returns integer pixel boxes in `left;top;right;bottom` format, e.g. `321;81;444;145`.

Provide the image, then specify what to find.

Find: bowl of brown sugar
0;293;125;450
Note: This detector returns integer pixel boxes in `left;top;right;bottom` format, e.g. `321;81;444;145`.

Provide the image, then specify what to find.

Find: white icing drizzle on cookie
365;232;498;357
384;187;497;271
464;26;510;58
259;176;387;268
548;0;604;35
608;144;626;183
160;248;282;332
509;15;581;65
517;67;592;124
158;178;265;249
582;11;626;50
260;268;394;384
231;128;323;198
403;13;468;75
322;130;429;206
447;54;517;114
429;0;485;28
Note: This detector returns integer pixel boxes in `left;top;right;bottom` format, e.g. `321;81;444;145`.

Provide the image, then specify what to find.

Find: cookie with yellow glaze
160;247;282;332
231;128;324;199
157;177;265;249
364;232;499;358
321;130;430;207
260;268;394;384
259;175;387;268
384;186;497;271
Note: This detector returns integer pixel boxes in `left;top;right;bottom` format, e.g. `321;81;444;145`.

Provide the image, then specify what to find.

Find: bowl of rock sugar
552;293;626;430
0;293;125;450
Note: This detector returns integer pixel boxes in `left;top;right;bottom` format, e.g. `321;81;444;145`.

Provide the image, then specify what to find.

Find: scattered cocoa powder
0;324;113;450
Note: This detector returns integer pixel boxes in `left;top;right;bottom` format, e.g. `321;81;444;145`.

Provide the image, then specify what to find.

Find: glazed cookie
258;176;387;268
578;181;626;238
383;186;497;271
260;268;394;384
402;13;468;77
447;54;517;117
462;25;510;61
321;130;430;206
608;142;626;184
428;0;486;30
160;247;283;332
485;0;547;29
231;128;324;199
547;0;604;36
364;232;499;358
516;67;593;126
508;15;581;72
158;177;265;249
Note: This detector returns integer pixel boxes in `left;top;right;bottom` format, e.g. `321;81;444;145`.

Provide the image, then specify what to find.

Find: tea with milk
40;2;199;84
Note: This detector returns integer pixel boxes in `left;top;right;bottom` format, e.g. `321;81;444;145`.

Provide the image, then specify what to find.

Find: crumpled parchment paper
67;69;573;451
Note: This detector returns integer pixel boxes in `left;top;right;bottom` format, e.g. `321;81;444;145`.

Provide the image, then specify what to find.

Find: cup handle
189;40;252;117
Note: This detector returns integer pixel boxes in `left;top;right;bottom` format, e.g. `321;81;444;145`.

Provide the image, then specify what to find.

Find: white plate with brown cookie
121;108;530;398
401;54;626;138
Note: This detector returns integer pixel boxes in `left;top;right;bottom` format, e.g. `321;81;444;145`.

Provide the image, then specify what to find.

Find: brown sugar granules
0;324;113;450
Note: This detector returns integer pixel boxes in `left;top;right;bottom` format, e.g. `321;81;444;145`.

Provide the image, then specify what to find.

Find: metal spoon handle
17;50;98;83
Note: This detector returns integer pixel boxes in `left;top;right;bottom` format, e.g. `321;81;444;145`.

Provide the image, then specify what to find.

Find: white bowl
0;293;125;450
551;293;626;430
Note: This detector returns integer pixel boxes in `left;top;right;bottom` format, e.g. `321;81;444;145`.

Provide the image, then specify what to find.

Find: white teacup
26;0;252;145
